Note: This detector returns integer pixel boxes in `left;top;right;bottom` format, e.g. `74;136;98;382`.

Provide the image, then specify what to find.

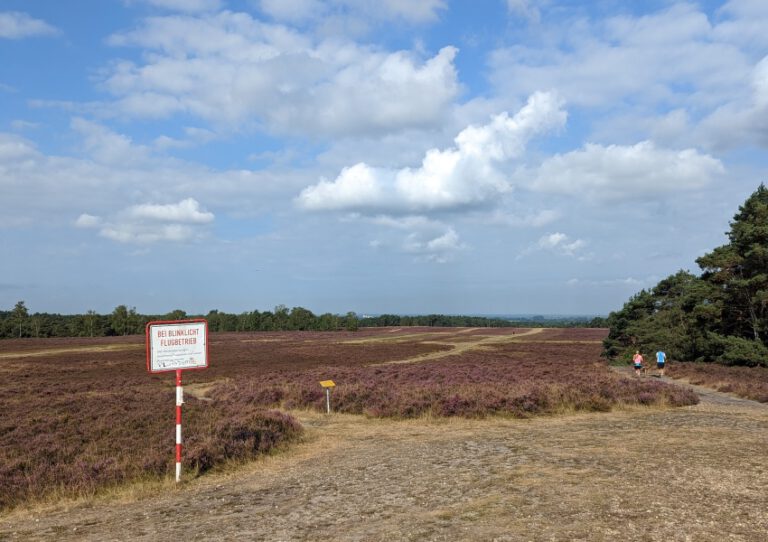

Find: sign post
319;380;335;414
146;319;208;483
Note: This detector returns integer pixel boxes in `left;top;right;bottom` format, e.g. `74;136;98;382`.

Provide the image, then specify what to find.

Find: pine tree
697;184;768;343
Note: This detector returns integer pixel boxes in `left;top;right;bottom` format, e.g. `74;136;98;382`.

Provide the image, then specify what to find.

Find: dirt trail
2;384;766;541
0;344;141;359
375;328;545;365
611;366;759;408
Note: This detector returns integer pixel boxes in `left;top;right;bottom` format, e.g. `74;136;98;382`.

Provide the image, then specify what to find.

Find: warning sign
146;320;208;373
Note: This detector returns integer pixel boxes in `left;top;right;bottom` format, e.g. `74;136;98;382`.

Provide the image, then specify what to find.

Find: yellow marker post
319;380;335;414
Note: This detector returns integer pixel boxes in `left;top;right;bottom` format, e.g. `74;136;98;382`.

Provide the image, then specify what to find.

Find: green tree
273;305;289;331
344;311;359;332
288;306;315;330
697;183;768;343
84;310;97;337
165;309;187;321
110;305;129;336
12;301;29;338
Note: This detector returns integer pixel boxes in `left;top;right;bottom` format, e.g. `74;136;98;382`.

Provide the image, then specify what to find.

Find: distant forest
603;184;768;367
0;303;604;339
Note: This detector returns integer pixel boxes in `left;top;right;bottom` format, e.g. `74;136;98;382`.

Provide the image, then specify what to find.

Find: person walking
656;350;667;376
633;350;644;376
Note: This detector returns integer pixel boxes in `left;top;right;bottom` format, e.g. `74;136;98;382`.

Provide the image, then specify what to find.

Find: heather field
0;327;700;511
669;362;768;403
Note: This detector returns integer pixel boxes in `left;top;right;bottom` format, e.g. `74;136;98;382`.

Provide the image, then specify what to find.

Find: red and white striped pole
175;369;183;483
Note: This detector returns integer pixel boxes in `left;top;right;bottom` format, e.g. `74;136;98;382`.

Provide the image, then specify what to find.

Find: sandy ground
1;375;766;542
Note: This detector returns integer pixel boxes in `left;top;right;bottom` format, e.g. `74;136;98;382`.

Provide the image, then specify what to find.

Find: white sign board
146;320;208;373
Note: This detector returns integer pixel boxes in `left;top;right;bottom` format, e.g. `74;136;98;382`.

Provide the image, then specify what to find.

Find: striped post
175;369;183;483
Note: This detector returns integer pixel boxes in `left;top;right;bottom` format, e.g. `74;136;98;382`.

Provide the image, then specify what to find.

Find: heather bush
669;362;768;402
210;341;698;419
0;380;302;510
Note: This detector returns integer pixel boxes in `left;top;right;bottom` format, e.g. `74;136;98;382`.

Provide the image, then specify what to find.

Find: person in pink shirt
633;350;644;376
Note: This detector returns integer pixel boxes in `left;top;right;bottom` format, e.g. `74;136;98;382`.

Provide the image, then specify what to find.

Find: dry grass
3;399;765;541
0;343;141;359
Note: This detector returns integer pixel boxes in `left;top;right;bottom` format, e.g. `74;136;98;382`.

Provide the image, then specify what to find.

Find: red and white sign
146;319;208;373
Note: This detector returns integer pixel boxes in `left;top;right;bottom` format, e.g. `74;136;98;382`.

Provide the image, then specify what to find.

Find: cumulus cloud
0;133;37;162
537;232;586;257
0;129;300;234
103;12;459;136
127;198;214;223
494;3;756;109
533;141;724;201
0;12;57;39
698;54;768;149
366;216;465;263
74;214;102;228
71;118;152;165
298;91;566;214
404;228;464;263
77;198;214;244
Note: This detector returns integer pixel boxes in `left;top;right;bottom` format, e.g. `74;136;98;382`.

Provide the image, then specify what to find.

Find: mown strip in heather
211;344;698;418
669;362;768;402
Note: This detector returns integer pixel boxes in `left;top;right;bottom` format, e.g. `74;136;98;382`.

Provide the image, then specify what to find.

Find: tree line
0;304;359;338
0;302;604;340
603;184;768;366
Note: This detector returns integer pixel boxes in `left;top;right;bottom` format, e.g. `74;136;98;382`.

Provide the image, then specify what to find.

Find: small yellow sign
319;380;336;388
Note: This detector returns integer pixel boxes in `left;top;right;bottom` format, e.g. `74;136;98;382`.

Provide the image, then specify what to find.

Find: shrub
711;334;768;366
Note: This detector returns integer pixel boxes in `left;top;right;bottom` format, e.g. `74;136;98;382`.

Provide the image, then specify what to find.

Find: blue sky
1;0;767;316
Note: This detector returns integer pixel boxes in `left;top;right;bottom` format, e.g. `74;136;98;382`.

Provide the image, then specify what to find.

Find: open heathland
669;362;768;403
0;327;698;511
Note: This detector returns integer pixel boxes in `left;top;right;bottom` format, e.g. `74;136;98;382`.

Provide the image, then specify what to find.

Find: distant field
0;327;698;511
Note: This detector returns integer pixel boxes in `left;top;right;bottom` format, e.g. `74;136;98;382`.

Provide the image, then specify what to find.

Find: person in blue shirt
655;350;667;376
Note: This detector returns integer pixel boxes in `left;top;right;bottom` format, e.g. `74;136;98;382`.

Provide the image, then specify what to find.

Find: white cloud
74;214;102;228
298;91;566;213
403;227;464;263
489;3;763;116
153;126;216;150
0;12;57;39
103;12;459;136
258;0;325;23
100;222;199;244
517;230;588;260
78;199;214;244
537;232;586;257
697;54;768;149
71;118;152;165
0;133;37;161
533;141;724;201
714;0;768;49
259;0;446;26
127;198;214;223
0;129;302;233
506;0;541;23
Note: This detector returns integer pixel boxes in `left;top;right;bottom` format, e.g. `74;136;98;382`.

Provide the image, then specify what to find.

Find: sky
1;0;767;317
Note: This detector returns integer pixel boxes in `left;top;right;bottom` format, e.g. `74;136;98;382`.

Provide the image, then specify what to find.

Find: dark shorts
634;364;643;370
657;362;665;369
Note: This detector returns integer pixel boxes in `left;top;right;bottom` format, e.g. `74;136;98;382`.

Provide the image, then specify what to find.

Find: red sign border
145;319;209;374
